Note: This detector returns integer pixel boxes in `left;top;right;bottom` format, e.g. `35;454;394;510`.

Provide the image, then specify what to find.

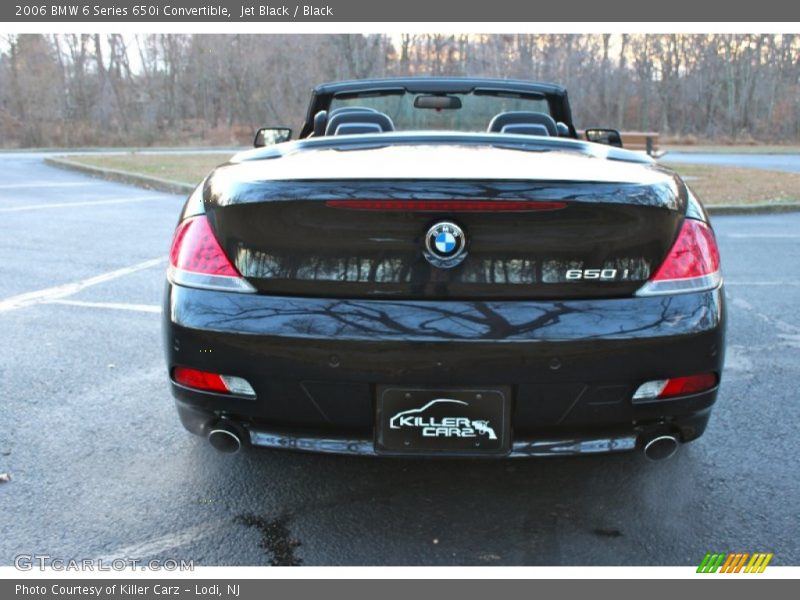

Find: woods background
2;33;800;148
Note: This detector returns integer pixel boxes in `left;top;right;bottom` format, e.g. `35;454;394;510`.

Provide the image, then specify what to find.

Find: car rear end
162;140;725;460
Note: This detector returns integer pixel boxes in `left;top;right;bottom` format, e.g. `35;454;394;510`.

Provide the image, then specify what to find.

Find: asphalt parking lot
0;154;798;567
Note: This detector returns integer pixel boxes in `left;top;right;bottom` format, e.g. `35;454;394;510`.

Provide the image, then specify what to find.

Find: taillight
167;215;255;293
632;373;718;402
636;218;721;296
173;367;256;397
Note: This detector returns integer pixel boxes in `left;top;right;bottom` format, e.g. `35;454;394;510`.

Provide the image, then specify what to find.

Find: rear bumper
248;429;639;457
163;283;726;455
175;399;641;457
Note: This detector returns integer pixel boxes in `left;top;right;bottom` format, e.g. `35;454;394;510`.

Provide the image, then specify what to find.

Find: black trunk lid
204;173;686;300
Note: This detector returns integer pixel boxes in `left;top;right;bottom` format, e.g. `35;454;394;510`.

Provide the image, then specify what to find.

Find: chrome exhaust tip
208;426;243;454
643;434;679;461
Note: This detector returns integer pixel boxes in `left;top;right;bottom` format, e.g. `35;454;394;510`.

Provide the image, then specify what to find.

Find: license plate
375;386;511;456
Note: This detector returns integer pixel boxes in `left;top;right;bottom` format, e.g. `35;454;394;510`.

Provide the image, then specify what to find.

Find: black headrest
488;111;558;137
333;123;384;136
313;110;328;137
325;110;394;136
500;123;550;137
314;107;377;137
328;106;379;118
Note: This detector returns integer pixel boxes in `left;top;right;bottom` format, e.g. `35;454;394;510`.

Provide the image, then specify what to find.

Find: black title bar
2;0;798;22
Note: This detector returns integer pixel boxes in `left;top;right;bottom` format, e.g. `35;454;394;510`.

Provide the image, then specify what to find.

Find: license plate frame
375;386;511;457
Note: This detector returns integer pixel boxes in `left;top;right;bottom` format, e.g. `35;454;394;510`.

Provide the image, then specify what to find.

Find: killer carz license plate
375;386;511;456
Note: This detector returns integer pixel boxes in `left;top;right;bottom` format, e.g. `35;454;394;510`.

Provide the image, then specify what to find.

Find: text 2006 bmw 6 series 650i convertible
163;77;725;460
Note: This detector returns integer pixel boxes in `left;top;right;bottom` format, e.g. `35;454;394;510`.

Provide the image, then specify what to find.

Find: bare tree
1;33;799;148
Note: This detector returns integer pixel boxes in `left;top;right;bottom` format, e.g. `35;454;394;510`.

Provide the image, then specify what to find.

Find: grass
62;152;800;206
63;152;236;186
660;162;800;205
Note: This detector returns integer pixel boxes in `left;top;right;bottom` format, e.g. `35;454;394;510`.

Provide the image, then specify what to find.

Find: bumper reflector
632;373;717;401
173;367;255;398
219;375;257;397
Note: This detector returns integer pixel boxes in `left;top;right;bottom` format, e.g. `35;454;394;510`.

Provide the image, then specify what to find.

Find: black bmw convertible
163;77;725;460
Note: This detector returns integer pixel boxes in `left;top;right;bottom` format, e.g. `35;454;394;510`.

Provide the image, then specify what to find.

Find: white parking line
0;181;102;189
730;296;800;334
47;299;162;313
94;521;227;563
723;234;800;239
726;281;800;286
0;196;171;213
0;257;166;313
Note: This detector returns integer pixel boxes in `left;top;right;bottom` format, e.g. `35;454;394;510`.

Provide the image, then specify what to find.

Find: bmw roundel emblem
424;221;467;268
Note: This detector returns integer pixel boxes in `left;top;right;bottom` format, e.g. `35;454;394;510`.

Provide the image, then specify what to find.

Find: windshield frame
298;78;577;138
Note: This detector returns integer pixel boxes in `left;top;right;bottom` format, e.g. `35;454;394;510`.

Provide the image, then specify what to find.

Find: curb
706;202;800;215
44;155;800;215
44;157;195;195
